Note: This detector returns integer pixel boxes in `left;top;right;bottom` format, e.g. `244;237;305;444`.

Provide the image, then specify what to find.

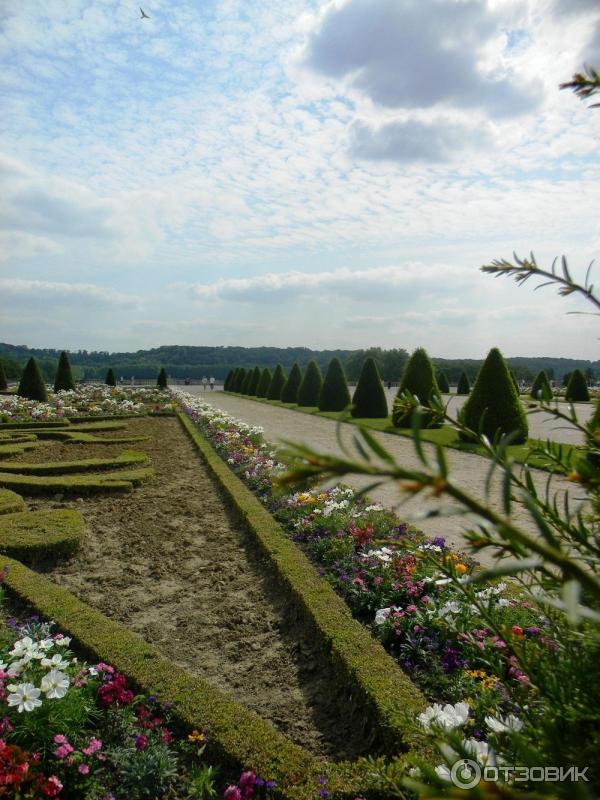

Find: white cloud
0;278;137;306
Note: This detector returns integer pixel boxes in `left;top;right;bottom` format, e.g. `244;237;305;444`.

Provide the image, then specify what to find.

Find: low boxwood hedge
0;467;154;496
0;509;84;564
0;449;148;475
0;489;26;515
0;420;69;430
0;442;40;459
176;411;430;759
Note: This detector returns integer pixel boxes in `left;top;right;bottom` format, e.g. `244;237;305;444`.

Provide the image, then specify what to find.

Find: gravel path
183;390;585;568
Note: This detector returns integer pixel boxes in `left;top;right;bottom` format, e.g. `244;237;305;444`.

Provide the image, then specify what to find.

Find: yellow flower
455;563;468;574
188;730;207;743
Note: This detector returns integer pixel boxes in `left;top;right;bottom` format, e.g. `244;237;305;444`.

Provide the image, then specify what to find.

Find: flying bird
140;7;150;19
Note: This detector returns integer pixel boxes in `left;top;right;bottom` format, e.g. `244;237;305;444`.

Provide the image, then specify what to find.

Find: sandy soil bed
8;416;368;760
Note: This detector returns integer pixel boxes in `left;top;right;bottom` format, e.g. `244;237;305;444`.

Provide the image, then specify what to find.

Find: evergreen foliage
241;369;254;395
530;370;553;400
248;366;262;396
318;358;351;411
157;368;168;389
281;363;303;403
510;369;520;393
223;369;233;391
460;347;528;444
267;364;287;400
456;372;470;394
17;358;48;402
351;358;388;418
233;368;246;393
392;348;441;428
53;351;76;393
105;368;116;387
256;367;273;398
297;360;323;406
437;371;450;394
565;369;590;401
0;361;7;391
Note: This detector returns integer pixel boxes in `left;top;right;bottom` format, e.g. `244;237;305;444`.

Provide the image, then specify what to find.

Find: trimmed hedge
248;366;262;396
460;348;528;444
530;370;553;401
456;371;470;395
318;358;351;412
105;368;116;387
0;467;154;496
267;365;287;401
0;442;40;460
565;369;590;402
17;358;48;403
256;368;273;398
233;368;246;393
281;363;302;403
0;509;84;564
351;358;388;419
223;370;234;391
53;351;76;393
241;369;254;395
0;489;26;515
297;360;322;407
0;450;148;475
157;368;168;389
437;372;450;394
0;420;69;430
392;348;441;428
0;361;7;392
177;411;430;759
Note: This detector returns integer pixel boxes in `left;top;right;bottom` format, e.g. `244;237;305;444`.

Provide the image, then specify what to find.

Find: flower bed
0;585;281;799
0;386;172;424
176;394;555;769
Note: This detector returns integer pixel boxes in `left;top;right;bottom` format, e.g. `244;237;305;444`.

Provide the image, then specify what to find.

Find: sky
1;0;599;359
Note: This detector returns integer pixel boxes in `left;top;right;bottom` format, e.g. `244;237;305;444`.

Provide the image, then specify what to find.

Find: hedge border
0;466;154;496
0;450;149;475
0;489;26;515
0;509;84;564
176;410;430;759
0;556;388;799
0;420;69;430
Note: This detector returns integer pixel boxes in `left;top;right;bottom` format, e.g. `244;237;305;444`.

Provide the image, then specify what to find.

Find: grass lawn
224;393;580;473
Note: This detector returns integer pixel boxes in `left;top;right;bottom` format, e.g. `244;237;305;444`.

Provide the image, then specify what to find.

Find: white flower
375;607;392;625
418;702;470;730
438;601;462;617
54;636;71;647
485;714;523;733
40;670;70;699
7;683;42;712
435;764;452;781
464;738;494;766
407;766;421;778
38;638;55;651
41;653;70;670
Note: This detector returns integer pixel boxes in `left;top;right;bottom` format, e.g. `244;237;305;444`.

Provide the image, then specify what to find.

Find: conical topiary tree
456;372;470;395
392;348;441;428
565;369;590;402
17;357;48;402
0;361;8;391
437;371;450;394
530;370;553;401
351;357;388;418
224;369;234;391
297;360;323;407
256;367;273;398
267;364;287;400
105;368;116;387
248;366;262;396
241;369;254;394
157;368;168;389
510;370;520;393
319;358;351;411
460;348;528;444
233;368;246;393
53;350;76;393
281;363;302;403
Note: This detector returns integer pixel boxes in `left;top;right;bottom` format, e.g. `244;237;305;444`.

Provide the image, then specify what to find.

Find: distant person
120;376;124;384
387;381;392;390
202;376;208;391
184;377;191;386
209;376;215;390
131;376;135;385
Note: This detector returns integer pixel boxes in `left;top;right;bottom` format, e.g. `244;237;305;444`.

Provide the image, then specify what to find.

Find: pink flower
224;787;242;800
82;737;102;756
54;743;74;759
406;604;418;614
78;764;90;775
420;595;432;603
373;576;384;587
135;734;149;750
239;771;256;798
53;734;68;744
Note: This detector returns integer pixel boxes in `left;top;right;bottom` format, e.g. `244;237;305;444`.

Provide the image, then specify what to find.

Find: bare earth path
186;390;585;568
18;417;366;759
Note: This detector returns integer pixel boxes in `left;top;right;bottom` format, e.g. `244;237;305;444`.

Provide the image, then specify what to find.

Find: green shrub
510;369;520;392
17;358;48;403
53;351;76;393
157;368;168;389
351;358;388;418
460;347;528;443
233;367;246;393
105;368;116;387
456;371;470;395
248;366;262;396
530;370;553;400
318;358;351;412
281;363;302;403
0;361;7;391
565;369;590;402
297;360;323;406
241;368;254;395
437;371;450;394
0;488;26;515
391;348;441;428
0;509;84;564
223;369;235;391
256;367;273;398
267;364;287;400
